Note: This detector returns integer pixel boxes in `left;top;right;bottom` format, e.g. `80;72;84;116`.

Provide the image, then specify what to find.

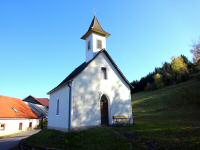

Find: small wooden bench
113;116;129;125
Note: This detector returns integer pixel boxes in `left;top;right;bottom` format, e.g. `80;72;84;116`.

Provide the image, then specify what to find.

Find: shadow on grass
24;127;132;150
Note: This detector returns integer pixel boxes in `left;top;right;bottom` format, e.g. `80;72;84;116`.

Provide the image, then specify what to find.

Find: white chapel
47;16;133;131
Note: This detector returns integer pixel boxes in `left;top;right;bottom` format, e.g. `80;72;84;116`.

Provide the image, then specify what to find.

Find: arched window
56;99;59;115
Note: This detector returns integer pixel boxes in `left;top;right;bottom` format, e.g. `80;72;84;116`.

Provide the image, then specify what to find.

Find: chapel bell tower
81;16;110;62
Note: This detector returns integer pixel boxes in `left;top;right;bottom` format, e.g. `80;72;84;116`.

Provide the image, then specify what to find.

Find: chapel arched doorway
100;95;109;125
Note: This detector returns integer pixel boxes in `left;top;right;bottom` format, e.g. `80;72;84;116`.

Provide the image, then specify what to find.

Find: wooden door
100;95;109;125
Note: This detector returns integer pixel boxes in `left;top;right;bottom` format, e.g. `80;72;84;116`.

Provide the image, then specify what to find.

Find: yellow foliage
154;73;164;88
154;73;162;81
171;56;188;74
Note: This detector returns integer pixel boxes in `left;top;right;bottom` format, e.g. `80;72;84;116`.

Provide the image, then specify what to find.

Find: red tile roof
23;95;49;107
0;95;39;119
34;98;49;107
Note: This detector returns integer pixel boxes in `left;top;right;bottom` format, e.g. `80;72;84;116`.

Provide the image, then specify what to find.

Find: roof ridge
0;95;21;100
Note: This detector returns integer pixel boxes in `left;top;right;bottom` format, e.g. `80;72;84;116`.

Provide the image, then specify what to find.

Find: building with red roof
23;95;49;108
0;95;40;136
23;95;49;118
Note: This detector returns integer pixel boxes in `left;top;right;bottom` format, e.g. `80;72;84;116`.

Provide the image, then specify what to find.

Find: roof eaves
47;80;72;95
81;30;110;40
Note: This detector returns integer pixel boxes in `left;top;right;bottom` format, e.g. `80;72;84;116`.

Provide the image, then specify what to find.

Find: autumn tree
131;55;191;93
171;56;189;82
154;73;164;88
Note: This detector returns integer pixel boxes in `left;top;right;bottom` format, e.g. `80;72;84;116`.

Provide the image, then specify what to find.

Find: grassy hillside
24;78;200;150
133;77;200;132
128;77;200;149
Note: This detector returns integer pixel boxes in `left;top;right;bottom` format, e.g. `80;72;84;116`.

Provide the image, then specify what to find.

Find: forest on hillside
131;39;200;93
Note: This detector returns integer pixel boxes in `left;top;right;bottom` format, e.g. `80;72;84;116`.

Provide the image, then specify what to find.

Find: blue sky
0;0;200;98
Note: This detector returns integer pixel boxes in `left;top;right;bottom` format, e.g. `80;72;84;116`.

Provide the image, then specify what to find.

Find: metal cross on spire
93;8;96;16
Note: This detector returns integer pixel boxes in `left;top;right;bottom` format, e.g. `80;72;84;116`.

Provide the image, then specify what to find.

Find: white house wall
0;118;39;136
48;85;70;131
71;53;132;128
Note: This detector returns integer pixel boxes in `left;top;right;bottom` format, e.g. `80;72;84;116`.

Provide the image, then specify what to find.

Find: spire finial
93;8;96;16
93;7;97;17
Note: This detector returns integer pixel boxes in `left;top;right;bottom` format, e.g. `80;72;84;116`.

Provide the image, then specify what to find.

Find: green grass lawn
24;78;200;150
119;78;200;149
24;127;132;150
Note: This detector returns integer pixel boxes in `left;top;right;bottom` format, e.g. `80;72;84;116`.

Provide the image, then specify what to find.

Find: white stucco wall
0;118;39;136
86;33;106;62
48;85;70;131
71;52;132;128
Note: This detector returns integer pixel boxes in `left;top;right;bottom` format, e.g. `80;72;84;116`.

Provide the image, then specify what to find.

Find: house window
29;122;32;128
56;99;60;115
0;124;5;130
19;123;23;130
88;40;91;50
97;40;102;49
101;67;107;80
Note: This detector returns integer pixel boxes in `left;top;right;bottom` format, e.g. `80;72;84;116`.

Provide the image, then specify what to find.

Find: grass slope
24;127;132;150
128;78;200;149
24;78;200;150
